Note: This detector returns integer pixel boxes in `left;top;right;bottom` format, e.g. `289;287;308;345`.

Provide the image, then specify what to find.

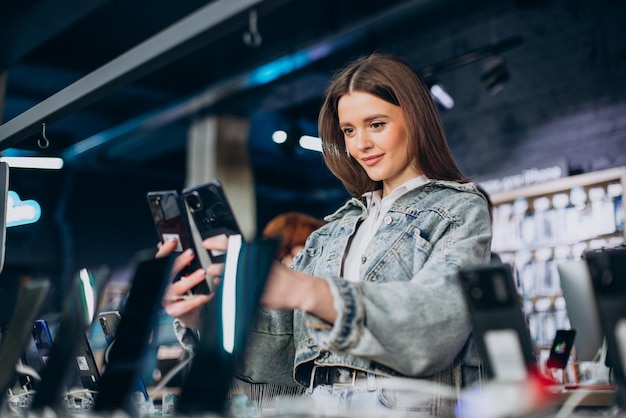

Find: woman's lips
361;154;384;166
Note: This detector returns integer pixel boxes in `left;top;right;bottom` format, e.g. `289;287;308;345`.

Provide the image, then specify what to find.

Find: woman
160;52;492;416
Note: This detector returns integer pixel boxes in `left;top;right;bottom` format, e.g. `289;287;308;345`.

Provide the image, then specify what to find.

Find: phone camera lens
99;318;109;335
185;192;203;212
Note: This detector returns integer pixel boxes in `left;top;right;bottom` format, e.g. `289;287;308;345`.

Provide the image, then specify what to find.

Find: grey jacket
235;180;492;394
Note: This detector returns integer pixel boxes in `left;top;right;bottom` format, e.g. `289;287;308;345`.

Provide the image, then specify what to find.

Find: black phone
33;318;100;391
97;310;149;401
98;311;121;346
546;329;576;370
94;255;173;415
458;264;537;381
75;334;101;392
182;181;242;263
147;190;211;294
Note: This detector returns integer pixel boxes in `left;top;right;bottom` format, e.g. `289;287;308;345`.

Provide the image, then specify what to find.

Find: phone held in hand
146;190;211;294
182;180;242;263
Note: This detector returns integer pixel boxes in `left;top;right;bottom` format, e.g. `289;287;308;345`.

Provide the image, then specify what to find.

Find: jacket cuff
306;276;365;352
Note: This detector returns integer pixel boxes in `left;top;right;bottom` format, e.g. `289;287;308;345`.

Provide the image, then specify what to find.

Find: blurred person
262;212;326;266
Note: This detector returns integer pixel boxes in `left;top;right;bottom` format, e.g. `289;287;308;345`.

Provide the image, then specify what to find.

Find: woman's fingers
163;294;212;319
167;267;207;296
155;238;178;258
170;248;196;279
202;234;229;252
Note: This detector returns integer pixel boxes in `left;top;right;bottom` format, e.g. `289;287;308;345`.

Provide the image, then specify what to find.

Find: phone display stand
176;235;278;416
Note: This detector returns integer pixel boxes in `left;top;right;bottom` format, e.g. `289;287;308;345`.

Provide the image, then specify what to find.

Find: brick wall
390;0;626;180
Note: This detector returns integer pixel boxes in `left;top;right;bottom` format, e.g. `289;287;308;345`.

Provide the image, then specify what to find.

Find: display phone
93;255;173;415
33;318;100;391
458;264;537;382
546;329;576;370
147;189;211;294
182;180;242;264
75;333;100;391
98;311;121;345
32;319;55;366
585;247;626;384
97;310;149;400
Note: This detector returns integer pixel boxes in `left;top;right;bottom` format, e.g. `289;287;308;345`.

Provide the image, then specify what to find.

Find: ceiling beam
61;0;447;163
0;0;279;151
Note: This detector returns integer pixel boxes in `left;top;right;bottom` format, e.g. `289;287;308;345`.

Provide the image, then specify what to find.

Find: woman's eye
371;121;385;129
342;127;354;135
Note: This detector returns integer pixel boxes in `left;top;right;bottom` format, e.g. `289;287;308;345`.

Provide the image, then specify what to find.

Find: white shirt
343;175;430;282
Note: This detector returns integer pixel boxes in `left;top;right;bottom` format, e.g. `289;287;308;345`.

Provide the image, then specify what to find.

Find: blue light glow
6;190;42;227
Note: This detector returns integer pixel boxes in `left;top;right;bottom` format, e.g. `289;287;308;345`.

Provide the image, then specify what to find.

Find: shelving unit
488;166;626;349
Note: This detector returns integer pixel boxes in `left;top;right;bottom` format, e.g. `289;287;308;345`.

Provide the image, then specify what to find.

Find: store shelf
488;166;626;349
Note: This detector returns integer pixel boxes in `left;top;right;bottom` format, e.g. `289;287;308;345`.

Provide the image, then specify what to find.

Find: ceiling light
271;130;288;144
0;156;64;169
429;83;455;109
299;135;322;152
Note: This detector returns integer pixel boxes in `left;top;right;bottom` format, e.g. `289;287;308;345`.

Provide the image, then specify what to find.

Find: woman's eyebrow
339;114;389;128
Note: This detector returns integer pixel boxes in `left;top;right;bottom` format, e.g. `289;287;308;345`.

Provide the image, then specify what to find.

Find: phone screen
546;329;576;369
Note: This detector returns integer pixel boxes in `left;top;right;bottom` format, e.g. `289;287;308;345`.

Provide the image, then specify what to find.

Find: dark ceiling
0;0;502;181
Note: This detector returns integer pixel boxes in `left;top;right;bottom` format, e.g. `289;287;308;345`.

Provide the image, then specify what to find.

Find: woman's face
338;91;420;195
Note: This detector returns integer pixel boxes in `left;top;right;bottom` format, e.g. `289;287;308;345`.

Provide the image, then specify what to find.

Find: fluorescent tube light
0;156;64;169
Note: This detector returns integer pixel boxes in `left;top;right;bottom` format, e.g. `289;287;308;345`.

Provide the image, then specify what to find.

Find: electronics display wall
490;167;626;349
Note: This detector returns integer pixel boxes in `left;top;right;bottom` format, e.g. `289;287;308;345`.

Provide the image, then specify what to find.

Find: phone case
147;190;211;294
181;181;242;263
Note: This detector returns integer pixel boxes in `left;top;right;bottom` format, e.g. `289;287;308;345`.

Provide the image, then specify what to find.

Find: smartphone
98;311;121;345
458;264;537;382
32;319;55;366
75;334;101;391
94;255;173;415
33;318;100;391
182;180;242;263
546;329;576;369
147;190;211;294
97;311;149;401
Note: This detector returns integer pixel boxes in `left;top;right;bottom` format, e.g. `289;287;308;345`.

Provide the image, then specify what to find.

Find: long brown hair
318;52;466;197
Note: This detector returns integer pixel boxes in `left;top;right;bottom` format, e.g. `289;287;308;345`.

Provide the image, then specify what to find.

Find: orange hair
262;212;326;262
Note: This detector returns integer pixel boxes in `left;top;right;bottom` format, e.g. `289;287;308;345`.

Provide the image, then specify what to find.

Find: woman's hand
262;261;338;324
162;268;212;329
159;235;230;329
157;239;210;329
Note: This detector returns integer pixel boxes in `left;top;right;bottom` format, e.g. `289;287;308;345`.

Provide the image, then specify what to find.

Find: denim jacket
234;180;492;397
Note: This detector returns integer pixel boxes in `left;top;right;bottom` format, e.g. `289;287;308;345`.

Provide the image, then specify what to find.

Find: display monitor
556;259;604;362
0;161;8;274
